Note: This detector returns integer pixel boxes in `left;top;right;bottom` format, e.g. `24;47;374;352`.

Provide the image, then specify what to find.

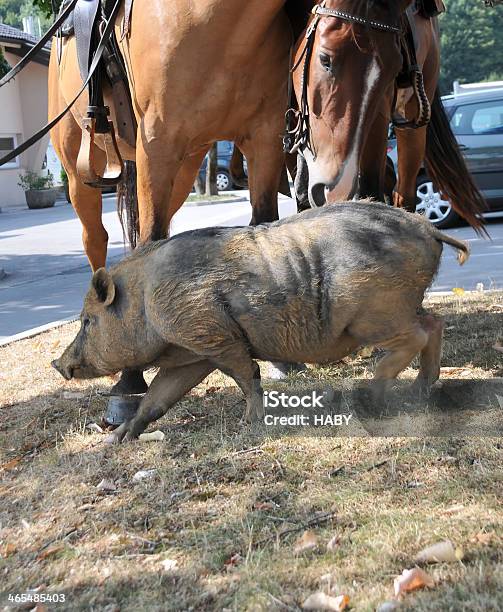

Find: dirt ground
1;292;502;611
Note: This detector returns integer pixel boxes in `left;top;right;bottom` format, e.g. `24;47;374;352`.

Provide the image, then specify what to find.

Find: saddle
393;1;445;129
59;0;136;187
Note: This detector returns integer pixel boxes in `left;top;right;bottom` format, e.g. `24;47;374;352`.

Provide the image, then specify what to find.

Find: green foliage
60;167;68;185
0;47;11;78
440;0;503;93
0;0;56;31
18;170;54;191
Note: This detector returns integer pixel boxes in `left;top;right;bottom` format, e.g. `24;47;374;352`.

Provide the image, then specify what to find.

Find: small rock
63;391;85;400
133;469;157;482
160;559;178;572
138;430;165;442
377;602;399;612
96;478;117;492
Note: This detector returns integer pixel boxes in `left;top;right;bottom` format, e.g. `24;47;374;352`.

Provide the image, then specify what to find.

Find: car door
450;97;503;210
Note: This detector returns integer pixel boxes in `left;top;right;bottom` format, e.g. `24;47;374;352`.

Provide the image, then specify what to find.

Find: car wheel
216;169;231;191
416;179;459;229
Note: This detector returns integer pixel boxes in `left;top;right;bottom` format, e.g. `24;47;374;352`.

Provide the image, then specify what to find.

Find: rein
284;1;401;157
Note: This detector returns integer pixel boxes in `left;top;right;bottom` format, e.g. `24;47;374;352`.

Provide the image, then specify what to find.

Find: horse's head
292;0;410;205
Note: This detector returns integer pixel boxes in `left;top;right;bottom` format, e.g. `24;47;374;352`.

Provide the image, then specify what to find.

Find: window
450;100;503;136
0;135;19;169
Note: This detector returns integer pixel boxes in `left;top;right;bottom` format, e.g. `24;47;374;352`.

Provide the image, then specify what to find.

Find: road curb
0;316;78;348
1;290;500;348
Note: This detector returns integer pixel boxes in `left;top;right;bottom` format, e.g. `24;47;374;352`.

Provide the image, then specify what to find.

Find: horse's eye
319;53;333;72
82;317;91;330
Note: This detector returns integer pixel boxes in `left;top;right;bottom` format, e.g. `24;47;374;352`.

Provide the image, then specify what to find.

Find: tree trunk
205;143;218;196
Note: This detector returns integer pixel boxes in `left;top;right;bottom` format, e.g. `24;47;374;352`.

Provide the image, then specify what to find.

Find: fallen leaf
224;553;243;570
133;469;157;482
470;531;495;545
37;543;65;560
138;430;165;442
415;540;462;563
394;568;434;596
96;478;117;492
160;558;178;572
294;530;319;555
302;592;349;611
253;501;275;511
0;456;22;472
86;423;104;434
452;287;465;296
2;542;17;557
326;535;341;552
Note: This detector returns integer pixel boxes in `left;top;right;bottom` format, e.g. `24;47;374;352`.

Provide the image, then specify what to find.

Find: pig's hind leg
372;324;429;403
106;360;214;443
210;345;265;423
411;314;444;394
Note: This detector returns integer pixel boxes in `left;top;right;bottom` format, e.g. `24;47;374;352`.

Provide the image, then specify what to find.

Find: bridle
283;1;402;158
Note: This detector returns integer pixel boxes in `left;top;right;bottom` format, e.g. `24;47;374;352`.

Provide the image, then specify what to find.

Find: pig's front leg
106;360;214;443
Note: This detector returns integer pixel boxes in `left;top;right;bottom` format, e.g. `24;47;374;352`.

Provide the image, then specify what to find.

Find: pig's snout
51;359;74;380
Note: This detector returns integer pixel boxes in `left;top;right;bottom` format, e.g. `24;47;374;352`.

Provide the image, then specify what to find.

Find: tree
439;0;503;92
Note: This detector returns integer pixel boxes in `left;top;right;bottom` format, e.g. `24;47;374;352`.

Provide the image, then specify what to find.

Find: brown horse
49;0;297;274
291;0;486;232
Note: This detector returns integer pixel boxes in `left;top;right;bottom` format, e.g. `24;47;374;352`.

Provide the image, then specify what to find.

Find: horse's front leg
356;108;390;202
239;125;284;225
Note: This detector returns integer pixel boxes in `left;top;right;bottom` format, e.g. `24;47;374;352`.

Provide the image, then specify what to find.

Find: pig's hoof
267;362;307;380
104;422;130;444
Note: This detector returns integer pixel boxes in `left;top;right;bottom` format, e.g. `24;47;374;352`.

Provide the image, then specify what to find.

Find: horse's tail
424;88;488;236
117;160;139;249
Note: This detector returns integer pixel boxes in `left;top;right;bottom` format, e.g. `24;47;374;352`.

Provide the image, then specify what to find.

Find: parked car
388;87;503;227
197;141;247;191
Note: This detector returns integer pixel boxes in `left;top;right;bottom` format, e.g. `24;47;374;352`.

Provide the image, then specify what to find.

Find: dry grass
1;292;502;611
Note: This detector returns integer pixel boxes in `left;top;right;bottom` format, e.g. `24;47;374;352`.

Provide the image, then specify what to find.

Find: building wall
0;49;50;208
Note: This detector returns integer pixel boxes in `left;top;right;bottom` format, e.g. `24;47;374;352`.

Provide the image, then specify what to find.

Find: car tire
415;178;459;229
216;169;232;191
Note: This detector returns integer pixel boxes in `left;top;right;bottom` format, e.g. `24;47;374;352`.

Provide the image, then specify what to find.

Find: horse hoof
103;395;142;428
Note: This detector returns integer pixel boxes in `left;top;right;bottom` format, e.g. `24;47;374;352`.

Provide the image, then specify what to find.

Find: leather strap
74;0;101;81
0;0;78;88
0;0;122;167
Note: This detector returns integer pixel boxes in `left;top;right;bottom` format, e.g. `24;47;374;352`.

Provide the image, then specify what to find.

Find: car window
450;99;503;135
217;141;233;154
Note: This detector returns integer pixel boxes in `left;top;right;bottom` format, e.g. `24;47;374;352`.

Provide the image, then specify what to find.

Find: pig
53;202;469;442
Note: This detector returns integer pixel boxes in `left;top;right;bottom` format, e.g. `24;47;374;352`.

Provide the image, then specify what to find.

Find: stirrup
77;117;124;187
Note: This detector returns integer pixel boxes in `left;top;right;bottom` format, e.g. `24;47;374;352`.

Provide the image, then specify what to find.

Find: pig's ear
92;268;116;307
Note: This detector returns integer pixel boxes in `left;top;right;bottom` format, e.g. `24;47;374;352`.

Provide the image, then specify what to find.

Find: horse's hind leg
393;126;427;213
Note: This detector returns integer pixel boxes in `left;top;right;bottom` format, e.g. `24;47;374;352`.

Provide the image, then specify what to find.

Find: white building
0;23;59;208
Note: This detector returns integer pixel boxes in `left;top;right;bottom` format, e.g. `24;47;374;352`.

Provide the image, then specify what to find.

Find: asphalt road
1;195;502;342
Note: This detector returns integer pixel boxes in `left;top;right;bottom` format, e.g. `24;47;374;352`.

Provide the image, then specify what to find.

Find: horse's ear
92;268;116;307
